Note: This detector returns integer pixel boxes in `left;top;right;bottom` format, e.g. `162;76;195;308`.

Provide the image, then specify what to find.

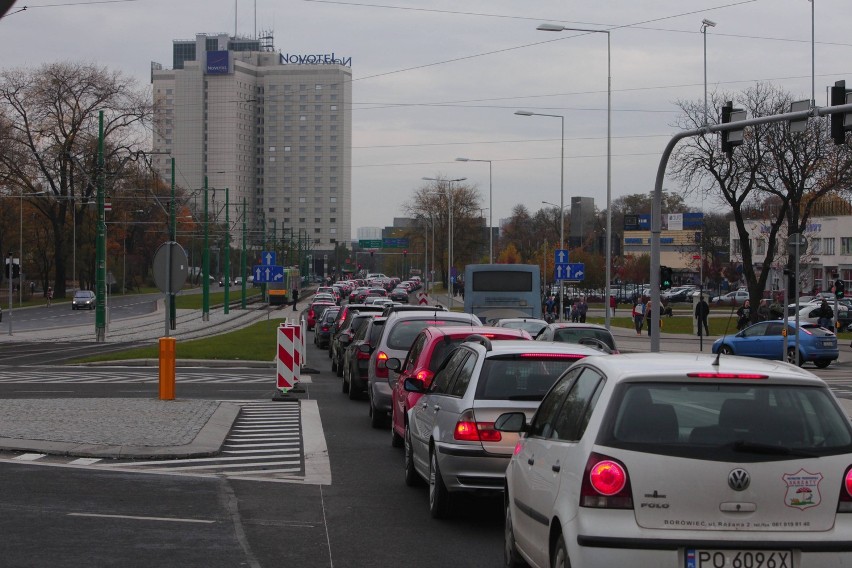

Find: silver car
404;338;606;518
71;290;96;310
366;309;480;428
499;352;852;568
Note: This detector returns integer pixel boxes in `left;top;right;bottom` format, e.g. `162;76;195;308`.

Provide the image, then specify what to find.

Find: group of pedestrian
543;295;589;323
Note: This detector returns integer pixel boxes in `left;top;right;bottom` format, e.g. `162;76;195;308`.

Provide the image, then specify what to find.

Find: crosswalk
0;400;330;485
0;369;313;385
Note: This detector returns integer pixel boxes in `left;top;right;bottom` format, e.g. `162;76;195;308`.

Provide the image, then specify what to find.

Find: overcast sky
3;0;851;238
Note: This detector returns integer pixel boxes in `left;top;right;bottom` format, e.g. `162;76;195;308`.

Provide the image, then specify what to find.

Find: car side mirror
403;377;426;393
339;335;352;344
495;412;528;433
385;358;402;371
358;344;372;354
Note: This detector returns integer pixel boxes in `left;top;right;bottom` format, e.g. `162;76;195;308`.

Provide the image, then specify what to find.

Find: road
0;340;503;567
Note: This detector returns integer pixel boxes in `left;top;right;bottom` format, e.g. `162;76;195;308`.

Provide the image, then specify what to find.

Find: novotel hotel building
150;32;352;256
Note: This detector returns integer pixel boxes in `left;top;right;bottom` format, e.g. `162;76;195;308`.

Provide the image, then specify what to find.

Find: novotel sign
206;50;230;75
280;53;352;67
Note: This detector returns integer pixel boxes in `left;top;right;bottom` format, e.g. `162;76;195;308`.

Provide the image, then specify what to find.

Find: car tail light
687;372;768;379
356;347;371;361
321;325;329;332
453;410;501;442
838;466;852;513
580;453;633;509
376;351;389;378
415;369;434;384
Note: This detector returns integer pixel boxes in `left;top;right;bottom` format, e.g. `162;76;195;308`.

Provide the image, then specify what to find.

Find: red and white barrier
276;324;301;392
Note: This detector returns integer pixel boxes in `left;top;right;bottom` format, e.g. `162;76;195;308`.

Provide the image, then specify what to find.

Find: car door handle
420;402;428;409
527;457;535;466
551;463;561;473
432;405;441;412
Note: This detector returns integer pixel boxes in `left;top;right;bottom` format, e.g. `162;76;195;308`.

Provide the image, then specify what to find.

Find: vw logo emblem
728;468;750;491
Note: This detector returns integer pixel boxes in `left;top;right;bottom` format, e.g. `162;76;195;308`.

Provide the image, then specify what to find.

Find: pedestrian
632;297;645;335
609;295;617;318
577;296;588;323
292;287;299;311
29;281;35;296
695;295;710;336
46;286;53;307
757;299;770;322
544;295;555;322
570;303;579;323
736;299;752;330
645;300;654;336
816;299;833;330
769;295;785;320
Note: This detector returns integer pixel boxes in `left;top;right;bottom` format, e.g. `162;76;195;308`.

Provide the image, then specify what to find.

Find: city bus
463;264;542;323
268;268;301;306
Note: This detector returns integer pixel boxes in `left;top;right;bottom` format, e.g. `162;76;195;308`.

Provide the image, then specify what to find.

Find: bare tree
0;62;152;297
669;83;852;322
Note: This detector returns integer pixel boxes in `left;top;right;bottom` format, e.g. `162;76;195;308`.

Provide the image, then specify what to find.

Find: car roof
462;339;606;358
420;325;531;340
574;352;823;385
547;322;611;331
386;310;478;323
496;318;547;324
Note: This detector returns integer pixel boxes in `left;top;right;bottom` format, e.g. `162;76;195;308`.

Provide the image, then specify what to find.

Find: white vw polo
498;352;852;568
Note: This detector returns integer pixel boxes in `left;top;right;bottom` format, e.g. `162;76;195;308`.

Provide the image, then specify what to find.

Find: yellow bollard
159;337;176;400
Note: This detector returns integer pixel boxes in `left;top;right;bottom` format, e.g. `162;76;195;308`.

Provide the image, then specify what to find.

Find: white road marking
68;513;216;524
68;458;101;465
14;453;46;461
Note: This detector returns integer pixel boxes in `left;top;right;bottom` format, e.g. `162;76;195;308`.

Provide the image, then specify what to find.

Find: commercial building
150;32;352;262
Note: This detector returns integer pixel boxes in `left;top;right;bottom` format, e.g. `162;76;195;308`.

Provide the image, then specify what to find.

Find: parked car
71;290;96;310
534;322;619;353
493;317;549;337
786;303;849;329
386;325;532;448
343;316;387;399
313;307;341;349
712;320;838;368
711;289;750;306
499;352;852;568
404;338;607;518
366;309;481;428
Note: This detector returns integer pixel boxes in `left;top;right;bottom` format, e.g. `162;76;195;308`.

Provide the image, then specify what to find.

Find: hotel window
315;84;322;90
824;237;836;255
299;197;306;203
299;217;306;223
330;218;336;223
330;105;337;111
841;237;852;255
315;218;321;223
315;228;321;234
330;228;337;234
330;197;337;203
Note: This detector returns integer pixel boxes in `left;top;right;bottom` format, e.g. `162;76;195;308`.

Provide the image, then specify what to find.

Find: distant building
150;32;352;255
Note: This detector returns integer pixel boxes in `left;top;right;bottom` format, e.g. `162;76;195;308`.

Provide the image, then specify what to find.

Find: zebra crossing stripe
13;453;46;461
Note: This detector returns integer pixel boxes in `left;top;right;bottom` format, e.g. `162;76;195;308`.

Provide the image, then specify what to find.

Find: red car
306;301;336;331
385;326;531;448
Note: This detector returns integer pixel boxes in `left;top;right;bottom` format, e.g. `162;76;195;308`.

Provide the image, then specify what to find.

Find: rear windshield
350;316;372;334
553;328;616;350
502;321;547;335
368;320;386;345
473;356;582;401
598;382;852;461
386;320;470;350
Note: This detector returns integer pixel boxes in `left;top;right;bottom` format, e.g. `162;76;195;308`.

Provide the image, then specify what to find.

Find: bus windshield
463;264;541;322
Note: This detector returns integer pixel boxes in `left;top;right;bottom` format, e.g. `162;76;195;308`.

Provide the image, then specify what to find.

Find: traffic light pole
650;98;852;352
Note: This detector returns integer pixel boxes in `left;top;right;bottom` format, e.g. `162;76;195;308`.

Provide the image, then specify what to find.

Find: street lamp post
516;110;564;320
535;23;612;328
455;158;493;264
423;176;466;309
701;19;716;290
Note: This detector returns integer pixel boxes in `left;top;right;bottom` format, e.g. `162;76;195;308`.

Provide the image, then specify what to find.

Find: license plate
823;340;835;347
686;549;792;568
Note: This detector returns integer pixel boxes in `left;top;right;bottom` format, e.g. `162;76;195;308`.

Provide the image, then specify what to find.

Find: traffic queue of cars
307;282;852;568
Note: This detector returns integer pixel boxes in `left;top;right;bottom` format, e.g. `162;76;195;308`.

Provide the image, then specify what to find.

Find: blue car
712;320;838;368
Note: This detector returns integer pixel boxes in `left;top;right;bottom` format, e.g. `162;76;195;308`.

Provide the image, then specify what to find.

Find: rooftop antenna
712;303;738;367
254;0;257;39
234;0;238;37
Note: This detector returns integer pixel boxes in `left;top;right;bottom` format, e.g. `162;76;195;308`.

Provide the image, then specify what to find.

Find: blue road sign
262;251;276;266
554;249;569;265
554;262;585;281
253;264;284;283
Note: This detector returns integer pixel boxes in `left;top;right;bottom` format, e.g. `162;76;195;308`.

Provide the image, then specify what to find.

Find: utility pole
95;110;106;342
224;187;230;314
169;157;176;329
241;197;247;309
202;177;210;321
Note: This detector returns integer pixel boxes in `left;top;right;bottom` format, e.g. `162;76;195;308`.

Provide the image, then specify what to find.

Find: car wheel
391;418;404;448
369;388;385;429
336;355;344;377
504;496;526;568
719;345;734;355
348;371;360;400
815;359;831;369
404;424;421;487
429;448;451;519
787;347;804;367
551;534;569;568
341;367;350;393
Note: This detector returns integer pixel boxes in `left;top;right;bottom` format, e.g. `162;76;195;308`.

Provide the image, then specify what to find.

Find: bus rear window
472;271;532;292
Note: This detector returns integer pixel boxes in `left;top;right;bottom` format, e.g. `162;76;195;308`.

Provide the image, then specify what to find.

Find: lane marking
69;458;101;465
68;513;216;524
14;453;46;461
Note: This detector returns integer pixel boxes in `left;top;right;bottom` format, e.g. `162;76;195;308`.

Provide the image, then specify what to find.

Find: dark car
534;322;619;353
330;304;387;375
305;301;336;331
343;316;387;399
389;287;410;303
71;290;96;310
314;307;341;349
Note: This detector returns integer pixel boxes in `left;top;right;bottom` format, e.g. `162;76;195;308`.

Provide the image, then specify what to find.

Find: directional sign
554;249;569;265
253;264;284;283
383;237;410;248
358;239;382;249
262;251;277;266
554;262;585;281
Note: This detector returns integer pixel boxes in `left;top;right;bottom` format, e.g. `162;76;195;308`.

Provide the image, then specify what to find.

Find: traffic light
403;250;407;257
660;266;673;290
370;251;374;258
835;279;845;299
830;80;852;145
721;100;746;156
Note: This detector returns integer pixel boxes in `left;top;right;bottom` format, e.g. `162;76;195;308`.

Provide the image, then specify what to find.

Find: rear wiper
731;440;818;458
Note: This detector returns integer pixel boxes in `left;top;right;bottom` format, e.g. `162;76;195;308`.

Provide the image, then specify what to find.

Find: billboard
206;50;229;75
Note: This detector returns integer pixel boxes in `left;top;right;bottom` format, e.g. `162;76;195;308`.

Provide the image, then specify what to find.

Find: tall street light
536;23;612;328
423;176;466;309
516;110;564;319
701;19;716;125
455;157;493;264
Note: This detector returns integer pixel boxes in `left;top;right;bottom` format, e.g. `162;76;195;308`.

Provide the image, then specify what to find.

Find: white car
787;303;848;328
499;352;852;568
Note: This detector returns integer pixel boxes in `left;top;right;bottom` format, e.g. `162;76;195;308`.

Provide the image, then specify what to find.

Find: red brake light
580;453;633;509
453;410;501;442
687;373;768;380
415;369;434;383
518;353;586;360
376;351;389;378
838;466;852;513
